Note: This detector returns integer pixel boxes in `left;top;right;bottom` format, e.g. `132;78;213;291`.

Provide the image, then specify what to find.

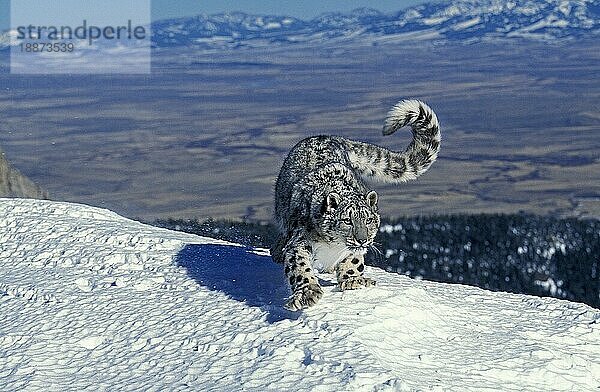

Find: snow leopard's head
317;190;380;252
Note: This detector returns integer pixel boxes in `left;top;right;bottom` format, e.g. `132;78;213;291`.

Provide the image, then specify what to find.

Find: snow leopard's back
274;135;364;229
275;99;440;231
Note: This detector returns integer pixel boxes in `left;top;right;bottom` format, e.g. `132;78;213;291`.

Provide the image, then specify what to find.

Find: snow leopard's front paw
338;276;376;291
284;283;323;311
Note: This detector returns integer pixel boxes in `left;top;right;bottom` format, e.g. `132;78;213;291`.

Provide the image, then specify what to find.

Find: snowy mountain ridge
1;0;598;52
1;198;599;390
151;0;600;48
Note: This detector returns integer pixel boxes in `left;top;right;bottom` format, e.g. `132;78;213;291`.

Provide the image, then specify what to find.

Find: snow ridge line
1;198;599;391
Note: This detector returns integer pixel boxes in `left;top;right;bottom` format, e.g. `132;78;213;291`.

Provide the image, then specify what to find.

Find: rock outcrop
0;148;47;199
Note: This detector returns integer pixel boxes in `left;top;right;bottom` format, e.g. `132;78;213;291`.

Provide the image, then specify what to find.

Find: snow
518;15;570;33
264;22;282;30
370;29;443;43
1;198;599;391
422;16;450;26
451;17;482;30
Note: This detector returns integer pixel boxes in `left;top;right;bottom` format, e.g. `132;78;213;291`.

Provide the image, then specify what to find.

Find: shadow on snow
175;244;299;323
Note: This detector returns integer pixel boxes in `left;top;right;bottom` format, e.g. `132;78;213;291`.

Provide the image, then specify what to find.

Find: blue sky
151;0;435;20
1;1;438;30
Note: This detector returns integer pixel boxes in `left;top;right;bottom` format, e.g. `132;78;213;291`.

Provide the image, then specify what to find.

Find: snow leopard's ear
366;190;378;208
325;192;341;211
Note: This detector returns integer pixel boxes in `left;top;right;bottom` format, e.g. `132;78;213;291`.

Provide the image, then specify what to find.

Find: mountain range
1;0;598;51
152;0;600;49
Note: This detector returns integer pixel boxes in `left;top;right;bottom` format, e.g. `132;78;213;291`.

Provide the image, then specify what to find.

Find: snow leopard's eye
365;217;374;225
342;218;352;226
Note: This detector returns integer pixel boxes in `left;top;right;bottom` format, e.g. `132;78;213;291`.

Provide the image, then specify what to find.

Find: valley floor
1;41;599;221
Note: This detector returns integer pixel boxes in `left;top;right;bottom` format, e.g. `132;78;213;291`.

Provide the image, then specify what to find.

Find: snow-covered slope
1;198;599;391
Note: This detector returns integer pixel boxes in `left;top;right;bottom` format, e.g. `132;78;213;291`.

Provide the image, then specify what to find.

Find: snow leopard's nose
354;226;369;245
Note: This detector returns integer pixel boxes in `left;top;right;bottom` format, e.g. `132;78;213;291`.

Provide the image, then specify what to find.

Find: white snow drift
1;198;599;391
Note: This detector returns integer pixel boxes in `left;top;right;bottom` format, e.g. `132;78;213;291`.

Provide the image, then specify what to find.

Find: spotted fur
272;100;441;311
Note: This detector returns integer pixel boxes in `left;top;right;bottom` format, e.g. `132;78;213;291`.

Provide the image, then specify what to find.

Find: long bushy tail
344;99;440;183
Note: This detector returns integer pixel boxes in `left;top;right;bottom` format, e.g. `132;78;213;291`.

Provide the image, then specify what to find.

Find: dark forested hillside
155;214;600;308
374;214;599;308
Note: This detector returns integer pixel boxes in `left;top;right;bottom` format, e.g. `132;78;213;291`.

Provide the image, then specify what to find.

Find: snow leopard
272;99;441;311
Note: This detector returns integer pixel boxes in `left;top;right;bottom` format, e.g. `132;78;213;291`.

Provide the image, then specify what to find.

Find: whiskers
345;239;362;251
345;239;383;262
368;241;384;263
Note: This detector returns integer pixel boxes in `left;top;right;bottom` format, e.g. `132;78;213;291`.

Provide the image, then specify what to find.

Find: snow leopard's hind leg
270;234;286;264
336;254;376;291
280;232;323;311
